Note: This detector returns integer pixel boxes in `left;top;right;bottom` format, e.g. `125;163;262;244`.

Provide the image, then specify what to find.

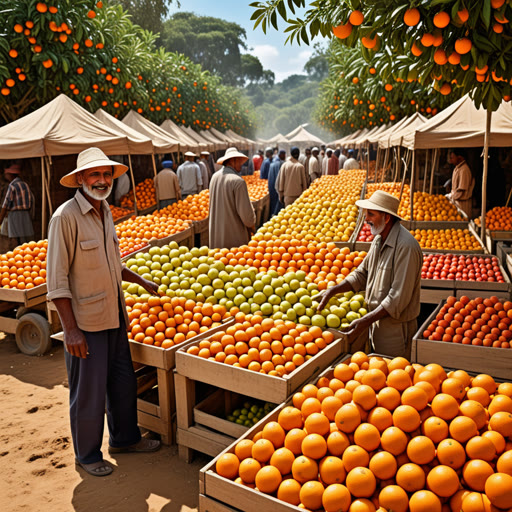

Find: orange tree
0;0;256;135
251;0;512;111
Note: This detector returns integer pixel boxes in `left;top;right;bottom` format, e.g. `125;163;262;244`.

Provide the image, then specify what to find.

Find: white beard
82;182;112;201
369;218;386;236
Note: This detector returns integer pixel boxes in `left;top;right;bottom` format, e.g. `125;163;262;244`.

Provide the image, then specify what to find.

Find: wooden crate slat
177;426;233;458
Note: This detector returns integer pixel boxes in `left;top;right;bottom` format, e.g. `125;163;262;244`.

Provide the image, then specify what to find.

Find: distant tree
111;0;176;35
304;43;328;81
241;54;275;86
279;74;307;90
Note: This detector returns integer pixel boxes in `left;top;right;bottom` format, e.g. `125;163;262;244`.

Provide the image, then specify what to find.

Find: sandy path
0;335;210;512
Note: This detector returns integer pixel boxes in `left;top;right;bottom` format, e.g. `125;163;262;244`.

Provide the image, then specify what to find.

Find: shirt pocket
77;291;107;317
79;239;101;269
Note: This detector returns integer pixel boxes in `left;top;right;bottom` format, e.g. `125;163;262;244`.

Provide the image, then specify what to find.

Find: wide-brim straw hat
184;151;197;157
217;147;248;165
61;147;128;188
200;151;210;156
355;190;403;220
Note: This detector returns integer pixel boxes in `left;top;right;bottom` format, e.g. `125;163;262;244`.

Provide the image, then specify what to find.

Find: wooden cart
193;218;209;248
0;284;59;355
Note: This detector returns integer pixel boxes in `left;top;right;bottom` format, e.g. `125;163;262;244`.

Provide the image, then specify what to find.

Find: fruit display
227;400;277;428
186;312;338;377
161;190;210;222
125;295;229;348
243;173;269;201
115;213;191;257
474;206;512;231
109;204;134;222
122;243;368;328
357;223;374;243
411;228;482;251
120;177;156;211
255;172;366;243
0;240;47;290
212;239;367;289
422;295;512;348
422;254;505;282
216;352;512;512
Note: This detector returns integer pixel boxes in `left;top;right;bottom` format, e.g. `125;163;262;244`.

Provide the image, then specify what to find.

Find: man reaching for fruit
47;148;161;478
317;190;422;358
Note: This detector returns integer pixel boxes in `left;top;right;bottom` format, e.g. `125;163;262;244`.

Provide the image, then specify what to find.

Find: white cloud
250;45;313;83
252;44;280;68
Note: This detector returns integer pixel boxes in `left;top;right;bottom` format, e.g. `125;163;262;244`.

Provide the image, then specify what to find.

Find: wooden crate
259;195;270;225
121;245;151;263
199;494;241;512
455;288;511;301
412;302;512;379
453;255;511;293
420;287;454;305
0;283;47;307
138;204;158;216
485;229;512;255
113;211;135;225
175;329;348;404
496;242;512;270
149;225;194;249
193;218;209;247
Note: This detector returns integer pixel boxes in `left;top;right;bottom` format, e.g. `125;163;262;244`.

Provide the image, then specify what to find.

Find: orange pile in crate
120;178;156;210
411;228;481;251
116;215;190;257
423;295;512;348
0;240;47;289
243;174;269;201
109;204;133;222
161;190;209;221
126;295;229;348
217;352;512;511
474;206;512;231
186;312;335;376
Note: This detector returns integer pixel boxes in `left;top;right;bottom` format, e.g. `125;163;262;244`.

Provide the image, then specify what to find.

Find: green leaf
270;10;278;30
482;0;491;29
277;1;288;20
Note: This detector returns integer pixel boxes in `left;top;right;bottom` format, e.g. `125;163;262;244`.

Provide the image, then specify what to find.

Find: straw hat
355;190;403;220
184;151;197;158
61;147;128;188
217;147;248;165
200;151;210;156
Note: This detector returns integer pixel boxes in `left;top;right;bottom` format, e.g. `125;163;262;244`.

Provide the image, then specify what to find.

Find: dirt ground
0;335;210;512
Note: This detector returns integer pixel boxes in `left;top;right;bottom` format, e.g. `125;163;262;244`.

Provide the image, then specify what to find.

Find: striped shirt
2;177;33;211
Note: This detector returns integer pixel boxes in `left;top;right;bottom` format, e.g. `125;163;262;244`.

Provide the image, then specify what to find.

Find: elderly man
177;151;202;198
309;147;321;182
154;160;181;208
0;162;34;247
317;191;422;358
446;149;474;218
259;147;273;180
195;155;210;190
200;151;214;178
276;147;308;207
209;147;256;249
343;149;360;170
47;148;160;478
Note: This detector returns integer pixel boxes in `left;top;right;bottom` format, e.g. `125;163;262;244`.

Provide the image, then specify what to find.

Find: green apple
285;292;298;304
289;279;300;291
251;303;261;314
311;314;326;328
234;294;245;306
260;303;273;316
207;268;219;280
280;300;292;312
300;295;313;308
253;280;264;292
202;285;214;297
293;303;306;316
253;292;267;305
243;286;255;298
299;315;311;325
350;300;361;312
286;309;297;321
126;258;137;267
240;302;251;314
212;278;224;289
346;311;360;323
183;289;196;300
263;285;274;297
241;277;252;287
268;294;281;305
326;314;341;328
225;287;237;299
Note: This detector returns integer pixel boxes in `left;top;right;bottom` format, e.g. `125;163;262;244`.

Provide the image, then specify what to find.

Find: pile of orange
161;190;209;221
474;206;512;231
243;174;269;201
109;204;133;222
186;312;335;376
212;239;366;289
0;240;47;290
423;295;512;348
126;295;229;348
120;178;156;210
366;182;409;201
255;172;366;243
115;215;190;257
411;228;482;251
218;352;512;512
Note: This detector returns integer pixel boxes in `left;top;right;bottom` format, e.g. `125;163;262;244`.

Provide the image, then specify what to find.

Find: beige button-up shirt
47;191;128;332
154;169;180;201
275;157;308;202
344;221;422;356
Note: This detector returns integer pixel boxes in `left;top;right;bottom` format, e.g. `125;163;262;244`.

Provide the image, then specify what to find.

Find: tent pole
505;186;512;208
366;142;370;174
381;148;389;183
481;109;492;240
41;157;47;239
399;153;409;205
375;147;380;181
44;156;53;217
423;149;429;193
429;148;437;195
128;153;138;216
410;150;416;221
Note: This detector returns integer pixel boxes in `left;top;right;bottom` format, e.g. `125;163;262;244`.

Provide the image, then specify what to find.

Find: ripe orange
342;445;370;472
299;480;324;510
284;428;307;455
301;433;327;460
489;411;512;437
392;405;421;432
335;403;361;432
437;438;466;469
369;451;397;480
427;465;460;497
322;483;352;512
396;463;426;492
462;459;494;491
216;453;240;479
255;465;282;493
319;455;346;485
234;439;254;460
269;447;295;475
380;426;409;456
304;412;330;436
387;369;412;391
346;467;376;498
353;422;381;451
251;438;275;463
326;430;350;456
422;416;449;443
379;485;409;512
367;406;393;432
485;473;512;509
238;457;261;483
407;435;436;465
432;393;459;420
291;455;318;483
409;490;442;512
278;406;303;431
277;478;301;506
449;416;478;443
401;386;429;411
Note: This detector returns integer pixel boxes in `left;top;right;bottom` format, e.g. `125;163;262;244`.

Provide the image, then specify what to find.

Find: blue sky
167;1;316;83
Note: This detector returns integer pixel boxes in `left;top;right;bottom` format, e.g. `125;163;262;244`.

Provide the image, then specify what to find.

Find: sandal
75;458;113;477
108;438;161;454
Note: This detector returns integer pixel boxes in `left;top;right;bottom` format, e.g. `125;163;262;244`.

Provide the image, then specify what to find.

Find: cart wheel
16;306;30;319
15;312;52;356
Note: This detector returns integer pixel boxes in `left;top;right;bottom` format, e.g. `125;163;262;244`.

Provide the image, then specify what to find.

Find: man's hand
316;289;333;311
140;278;159;296
342;317;369;346
64;326;88;359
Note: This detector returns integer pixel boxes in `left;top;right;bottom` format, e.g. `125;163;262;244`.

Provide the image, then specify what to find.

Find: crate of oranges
200;352;512;512
175;312;348;404
413;296;512;380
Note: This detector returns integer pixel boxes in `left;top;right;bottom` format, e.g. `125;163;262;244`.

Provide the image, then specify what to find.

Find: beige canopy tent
209;127;248;150
199;130;229;150
182;126;216;152
401;93;512;149
367;117;409;145
285;124;309;139
160;119;204;153
287;126;325;148
225;129;254;151
354;123;390;147
329;129;362;147
385;113;428;148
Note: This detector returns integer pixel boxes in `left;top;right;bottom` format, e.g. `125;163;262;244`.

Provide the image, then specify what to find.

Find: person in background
241;153;255;176
328;149;339;175
322;148;332;175
113;167;130;206
309;147;321;182
47;148;160;478
276;147;308;207
200;151;214;178
209;147;256;249
298;149;307;166
196;155;209;190
252;149;264;171
317;191;422;358
303;148;312;185
154;160;181;208
337;148;347;171
268;149;286;215
0;162;34;246
259;147;273;180
343;149;360;170
446;148;475;218
177;151;202;199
